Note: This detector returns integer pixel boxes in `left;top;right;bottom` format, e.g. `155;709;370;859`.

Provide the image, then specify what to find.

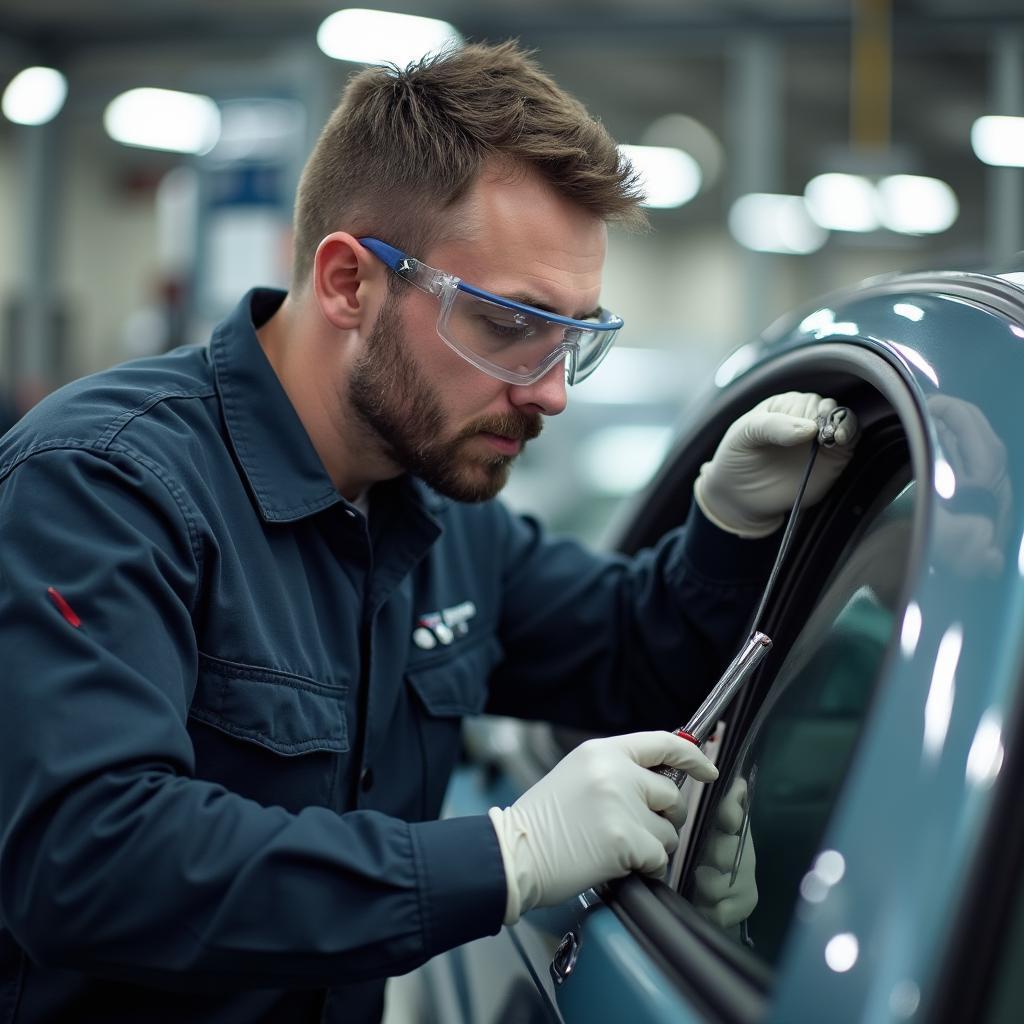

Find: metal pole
18;116;62;400
988;31;1024;264
727;33;783;338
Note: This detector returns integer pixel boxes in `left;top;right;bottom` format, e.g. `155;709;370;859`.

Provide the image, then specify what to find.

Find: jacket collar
211;288;450;526
211;288;343;522
209;290;348;524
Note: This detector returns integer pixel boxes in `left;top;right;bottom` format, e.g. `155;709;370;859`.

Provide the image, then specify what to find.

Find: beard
348;293;543;502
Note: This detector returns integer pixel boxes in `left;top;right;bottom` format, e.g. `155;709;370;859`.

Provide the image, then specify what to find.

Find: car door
410;335;925;1024
925;664;1024;1024
398;267;1024;1024
559;346;919;1023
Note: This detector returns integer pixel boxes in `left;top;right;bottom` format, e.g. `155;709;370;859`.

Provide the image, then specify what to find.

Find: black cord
746;405;853;635
748;437;821;635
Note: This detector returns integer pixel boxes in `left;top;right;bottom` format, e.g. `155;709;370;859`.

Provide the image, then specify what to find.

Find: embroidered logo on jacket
412;600;477;650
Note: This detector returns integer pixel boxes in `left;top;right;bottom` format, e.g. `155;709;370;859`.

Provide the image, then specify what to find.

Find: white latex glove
695;392;858;538
693;776;758;930
489;732;718;925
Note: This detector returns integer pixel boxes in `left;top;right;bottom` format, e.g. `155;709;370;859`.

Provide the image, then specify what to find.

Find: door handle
550;930;580;986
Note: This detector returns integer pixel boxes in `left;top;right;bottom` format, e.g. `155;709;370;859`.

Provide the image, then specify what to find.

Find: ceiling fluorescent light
104;88;221;155
2;66;67;126
971;115;1024;168
877;174;958;234
317;9;462;65
728;193;828;254
804;173;879;232
619;144;701;209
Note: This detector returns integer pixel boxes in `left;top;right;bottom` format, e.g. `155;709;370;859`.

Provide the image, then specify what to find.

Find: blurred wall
1;3;1019;537
61;120;162;377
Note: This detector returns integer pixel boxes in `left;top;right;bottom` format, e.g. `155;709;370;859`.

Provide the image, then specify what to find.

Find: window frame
675;427;913;952
599;341;931;1020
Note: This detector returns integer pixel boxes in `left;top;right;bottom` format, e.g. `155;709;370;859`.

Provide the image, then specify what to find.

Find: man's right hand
488;731;718;924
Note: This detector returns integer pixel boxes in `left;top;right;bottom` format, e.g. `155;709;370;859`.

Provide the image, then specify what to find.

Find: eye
479;313;533;341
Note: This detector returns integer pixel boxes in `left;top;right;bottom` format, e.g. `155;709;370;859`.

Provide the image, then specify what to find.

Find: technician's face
348;293;541;501
350;165;608;502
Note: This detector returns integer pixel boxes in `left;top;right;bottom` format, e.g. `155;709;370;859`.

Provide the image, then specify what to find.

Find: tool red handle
652;729;700;785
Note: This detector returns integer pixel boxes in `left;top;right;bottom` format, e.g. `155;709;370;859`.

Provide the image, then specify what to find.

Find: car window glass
981;865;1024;1023
681;476;915;966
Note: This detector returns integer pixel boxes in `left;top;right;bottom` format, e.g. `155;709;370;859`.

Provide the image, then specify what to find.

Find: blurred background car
390;258;1024;1024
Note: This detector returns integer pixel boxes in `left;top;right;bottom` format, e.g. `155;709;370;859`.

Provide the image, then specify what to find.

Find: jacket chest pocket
188;653;349;813
403;635;502;820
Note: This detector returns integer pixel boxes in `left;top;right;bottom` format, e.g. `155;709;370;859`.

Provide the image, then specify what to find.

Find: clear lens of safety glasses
357;237;623;386
439;287;620;386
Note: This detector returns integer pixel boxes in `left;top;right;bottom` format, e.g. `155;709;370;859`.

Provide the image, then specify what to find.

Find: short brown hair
290;40;647;290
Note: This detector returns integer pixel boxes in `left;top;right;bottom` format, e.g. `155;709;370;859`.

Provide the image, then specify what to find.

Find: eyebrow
503;291;603;321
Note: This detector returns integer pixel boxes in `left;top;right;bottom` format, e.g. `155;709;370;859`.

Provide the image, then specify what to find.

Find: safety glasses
359;237;623;385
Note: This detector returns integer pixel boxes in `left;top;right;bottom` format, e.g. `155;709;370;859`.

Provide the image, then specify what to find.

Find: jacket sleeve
486;500;780;732
0;448;505;990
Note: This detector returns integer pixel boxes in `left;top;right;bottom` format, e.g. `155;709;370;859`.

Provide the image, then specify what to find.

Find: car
385;257;1024;1024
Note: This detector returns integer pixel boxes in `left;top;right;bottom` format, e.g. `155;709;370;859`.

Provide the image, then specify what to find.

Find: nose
507;360;568;416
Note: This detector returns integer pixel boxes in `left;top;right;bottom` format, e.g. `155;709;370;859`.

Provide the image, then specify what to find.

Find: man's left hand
694;392;858;538
693;776;758;930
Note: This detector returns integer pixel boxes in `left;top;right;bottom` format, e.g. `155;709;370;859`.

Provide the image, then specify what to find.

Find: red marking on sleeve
674;729;699;745
47;587;82;628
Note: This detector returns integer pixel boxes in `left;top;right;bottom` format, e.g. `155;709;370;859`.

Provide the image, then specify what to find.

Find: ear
311;232;379;330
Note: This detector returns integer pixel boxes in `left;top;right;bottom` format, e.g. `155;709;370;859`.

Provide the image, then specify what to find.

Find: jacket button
360;767;374;792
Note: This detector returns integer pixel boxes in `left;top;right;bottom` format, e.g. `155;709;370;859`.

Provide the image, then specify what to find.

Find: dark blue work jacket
0;290;776;1022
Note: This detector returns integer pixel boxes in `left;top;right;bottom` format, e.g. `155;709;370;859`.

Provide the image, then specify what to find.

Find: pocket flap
192;655;349;755
405;637;502;717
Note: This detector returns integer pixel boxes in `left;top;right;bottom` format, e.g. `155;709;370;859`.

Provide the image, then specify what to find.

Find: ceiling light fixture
728;193;828;254
317;9;463;65
804;171;957;236
2;66;67;126
805;173;880;232
877;174;958;234
971;115;1024;168
619;144;701;209
104;88;221;155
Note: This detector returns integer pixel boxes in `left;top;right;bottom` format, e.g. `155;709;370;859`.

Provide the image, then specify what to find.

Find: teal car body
417;262;1024;1024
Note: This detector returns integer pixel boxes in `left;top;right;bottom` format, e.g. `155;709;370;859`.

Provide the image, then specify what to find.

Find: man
0;42;855;1023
